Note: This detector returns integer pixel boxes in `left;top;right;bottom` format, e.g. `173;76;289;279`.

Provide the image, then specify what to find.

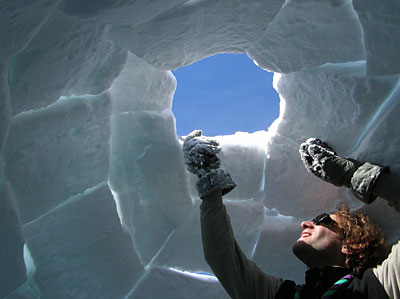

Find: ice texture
8;11;127;115
22;183;143;299
352;0;400;75
4;93;112;224
272;62;399;151
252;213;306;283
184;131;268;201
110;53;177;113
0;0;60;59
108;0;285;70
109;110;192;264
0;66;11;173
128;266;230;299
59;0;189;26
153;200;264;272
247;0;366;73
0;182;26;298
1;1;400;298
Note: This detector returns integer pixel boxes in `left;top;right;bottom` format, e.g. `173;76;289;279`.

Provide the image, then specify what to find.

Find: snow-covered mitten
196;168;237;199
299;138;389;203
183;130;236;198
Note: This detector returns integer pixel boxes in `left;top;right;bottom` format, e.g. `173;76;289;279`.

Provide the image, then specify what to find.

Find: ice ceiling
1;0;400;298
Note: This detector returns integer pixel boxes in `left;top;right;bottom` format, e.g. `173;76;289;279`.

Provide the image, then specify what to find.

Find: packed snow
1;0;400;298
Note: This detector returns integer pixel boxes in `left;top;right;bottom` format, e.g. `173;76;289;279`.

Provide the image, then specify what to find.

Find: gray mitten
299;138;389;203
299;138;360;187
183;130;221;178
183;130;236;199
196;168;237;199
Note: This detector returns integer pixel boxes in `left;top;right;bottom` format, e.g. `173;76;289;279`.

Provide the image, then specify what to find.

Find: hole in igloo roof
172;53;279;137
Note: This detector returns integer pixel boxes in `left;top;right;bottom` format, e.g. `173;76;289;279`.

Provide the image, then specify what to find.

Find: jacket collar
305;266;350;291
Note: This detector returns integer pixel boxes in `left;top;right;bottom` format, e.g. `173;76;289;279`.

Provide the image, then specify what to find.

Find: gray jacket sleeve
200;194;284;299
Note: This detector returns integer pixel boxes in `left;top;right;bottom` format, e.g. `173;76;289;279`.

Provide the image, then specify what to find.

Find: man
182;131;399;299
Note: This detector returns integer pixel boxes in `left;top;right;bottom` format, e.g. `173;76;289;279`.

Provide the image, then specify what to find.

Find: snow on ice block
22;183;143;299
185;131;268;200
358;199;400;244
4;93;112;224
110;53;176;114
348;77;400;241
108;0;284;70
273;62;399;154
0;0;59;58
0;182;26;298
262;134;342;219
109;110;192;264
218;131;268;200
350;77;400;169
0;66;11;171
5;279;40;299
8;11;127;115
150;201;207;272
153;199;264;272
353;0;400;76
247;0;365;73
60;0;189;27
128;266;230;299
252;212;306;283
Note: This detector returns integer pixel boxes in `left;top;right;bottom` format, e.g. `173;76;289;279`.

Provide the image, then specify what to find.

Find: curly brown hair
333;205;390;277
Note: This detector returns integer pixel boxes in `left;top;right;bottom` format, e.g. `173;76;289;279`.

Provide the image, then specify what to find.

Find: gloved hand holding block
299;138;389;203
183;130;236;198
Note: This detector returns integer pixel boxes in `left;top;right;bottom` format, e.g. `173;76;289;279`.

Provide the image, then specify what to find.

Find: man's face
292;213;345;269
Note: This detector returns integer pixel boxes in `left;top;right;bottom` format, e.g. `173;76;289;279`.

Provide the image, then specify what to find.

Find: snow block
351;78;400;169
273;62;399;153
0;0;59;58
23;183;143;299
5;279;40;299
262;134;342;219
108;0;284;70
109;110;192;264
2;1;400;298
218;131;268;200
128;266;230;299
0;64;12;173
4;93;112;224
353;0;400;76
110;53;176;114
60;0;189;26
185;131;268;201
8;11;127;115
154;199;264;272
0;182;26;298
358;199;400;245
252;212;306;283
247;0;365;73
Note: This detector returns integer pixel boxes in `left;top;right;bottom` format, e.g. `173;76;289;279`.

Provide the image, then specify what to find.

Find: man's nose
301;220;315;230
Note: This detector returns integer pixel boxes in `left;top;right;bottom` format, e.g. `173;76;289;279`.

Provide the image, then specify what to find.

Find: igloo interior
1;0;400;298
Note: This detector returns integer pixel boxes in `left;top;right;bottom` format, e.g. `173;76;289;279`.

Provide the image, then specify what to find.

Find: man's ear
341;245;353;255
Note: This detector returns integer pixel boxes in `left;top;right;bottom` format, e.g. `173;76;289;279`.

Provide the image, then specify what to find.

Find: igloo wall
1;0;400;298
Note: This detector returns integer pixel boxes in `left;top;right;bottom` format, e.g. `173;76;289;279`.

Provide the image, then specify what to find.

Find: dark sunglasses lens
312;213;334;225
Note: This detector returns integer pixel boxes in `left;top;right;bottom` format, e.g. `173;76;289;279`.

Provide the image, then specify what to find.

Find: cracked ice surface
1;0;400;298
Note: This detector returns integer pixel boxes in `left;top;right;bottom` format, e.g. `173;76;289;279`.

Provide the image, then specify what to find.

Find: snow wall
1;0;400;298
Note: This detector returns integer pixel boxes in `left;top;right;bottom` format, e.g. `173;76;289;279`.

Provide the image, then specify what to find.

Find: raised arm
182;131;283;299
200;190;283;299
299;138;400;299
299;138;398;212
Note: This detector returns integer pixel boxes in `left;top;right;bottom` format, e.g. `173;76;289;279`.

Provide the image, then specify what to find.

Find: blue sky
172;53;280;136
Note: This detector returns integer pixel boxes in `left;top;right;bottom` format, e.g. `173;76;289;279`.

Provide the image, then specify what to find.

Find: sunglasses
311;213;338;226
